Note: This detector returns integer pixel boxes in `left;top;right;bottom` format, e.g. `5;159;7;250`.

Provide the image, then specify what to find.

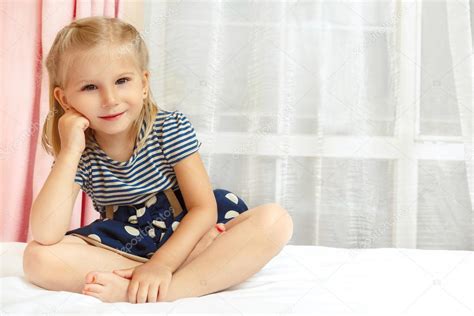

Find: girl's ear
142;70;150;98
53;87;69;111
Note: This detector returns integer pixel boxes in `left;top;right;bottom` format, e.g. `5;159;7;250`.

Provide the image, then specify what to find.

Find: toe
92;271;112;285
85;271;98;284
82;290;101;300
83;283;103;293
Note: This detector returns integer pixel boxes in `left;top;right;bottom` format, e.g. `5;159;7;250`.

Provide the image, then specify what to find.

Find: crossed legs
23;203;293;302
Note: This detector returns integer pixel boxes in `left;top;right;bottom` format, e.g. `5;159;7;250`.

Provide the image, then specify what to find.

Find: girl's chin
91;123;134;136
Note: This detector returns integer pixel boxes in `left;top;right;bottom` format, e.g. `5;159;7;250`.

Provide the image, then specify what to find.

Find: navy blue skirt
65;188;249;263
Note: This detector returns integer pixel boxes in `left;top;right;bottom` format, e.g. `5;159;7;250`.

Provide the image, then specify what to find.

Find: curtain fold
445;0;474;249
1;0;126;242
0;0;43;242
141;1;473;250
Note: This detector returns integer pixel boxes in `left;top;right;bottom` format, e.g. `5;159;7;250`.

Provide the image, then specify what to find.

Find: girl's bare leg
164;203;293;302
23;203;292;303
177;204;262;270
22;216;242;302
84;203;292;303
23;235;143;295
22;220;242;302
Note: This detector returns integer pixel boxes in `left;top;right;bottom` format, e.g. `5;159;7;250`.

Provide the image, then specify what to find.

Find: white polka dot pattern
128;215;138;224
171;221;180;231
136;207;146;217
148;228;156;238
124;225;140;236
152;220;167;229
225;210;240;219
88;234;101;242
225;192;239;204
145;195;157;208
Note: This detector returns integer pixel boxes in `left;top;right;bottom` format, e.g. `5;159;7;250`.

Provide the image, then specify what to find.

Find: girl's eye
81;77;131;91
116;77;131;85
81;84;96;91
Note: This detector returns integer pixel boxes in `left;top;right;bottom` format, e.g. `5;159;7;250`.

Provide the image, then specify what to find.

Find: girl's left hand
113;261;173;303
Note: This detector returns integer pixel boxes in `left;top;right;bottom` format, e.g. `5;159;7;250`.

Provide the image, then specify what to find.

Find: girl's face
53;45;149;138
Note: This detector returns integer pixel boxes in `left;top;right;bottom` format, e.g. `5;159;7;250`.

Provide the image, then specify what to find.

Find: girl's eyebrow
75;71;135;86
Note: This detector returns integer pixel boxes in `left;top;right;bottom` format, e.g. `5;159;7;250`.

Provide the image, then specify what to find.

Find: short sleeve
160;111;202;167
74;159;88;189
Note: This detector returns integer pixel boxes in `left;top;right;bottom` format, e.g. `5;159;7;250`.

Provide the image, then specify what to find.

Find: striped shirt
60;109;201;216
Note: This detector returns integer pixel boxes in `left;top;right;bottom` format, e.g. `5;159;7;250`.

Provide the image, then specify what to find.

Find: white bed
1;242;473;315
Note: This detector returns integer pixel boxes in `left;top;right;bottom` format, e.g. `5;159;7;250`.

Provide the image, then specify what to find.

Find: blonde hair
41;16;158;158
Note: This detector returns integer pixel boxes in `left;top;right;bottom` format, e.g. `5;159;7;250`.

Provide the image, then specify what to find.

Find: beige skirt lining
70;233;149;263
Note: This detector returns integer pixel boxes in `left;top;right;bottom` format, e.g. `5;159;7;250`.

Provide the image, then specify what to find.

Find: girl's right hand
58;107;90;156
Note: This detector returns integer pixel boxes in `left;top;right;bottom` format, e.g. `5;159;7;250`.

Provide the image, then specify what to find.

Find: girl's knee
255;204;292;229
251;203;293;243
23;241;49;280
24;241;43;263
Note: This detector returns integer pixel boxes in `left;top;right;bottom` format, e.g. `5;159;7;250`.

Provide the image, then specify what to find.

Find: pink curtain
1;0;124;242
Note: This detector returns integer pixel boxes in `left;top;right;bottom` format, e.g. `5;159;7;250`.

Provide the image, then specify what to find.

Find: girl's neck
93;128;136;162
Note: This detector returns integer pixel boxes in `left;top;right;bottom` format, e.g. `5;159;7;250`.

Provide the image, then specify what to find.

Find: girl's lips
99;111;125;120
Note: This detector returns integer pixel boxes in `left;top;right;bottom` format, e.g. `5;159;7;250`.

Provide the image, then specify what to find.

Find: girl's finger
147;283;160;303
158;281;169;302
128;280;139;304
136;282;149;304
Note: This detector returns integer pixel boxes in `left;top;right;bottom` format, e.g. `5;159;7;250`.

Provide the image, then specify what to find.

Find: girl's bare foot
82;223;226;303
180;223;226;267
82;271;130;303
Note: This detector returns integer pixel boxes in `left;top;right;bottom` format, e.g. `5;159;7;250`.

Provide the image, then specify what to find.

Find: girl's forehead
63;45;140;86
72;45;136;70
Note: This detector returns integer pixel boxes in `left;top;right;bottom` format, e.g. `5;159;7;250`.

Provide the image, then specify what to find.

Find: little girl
24;16;293;304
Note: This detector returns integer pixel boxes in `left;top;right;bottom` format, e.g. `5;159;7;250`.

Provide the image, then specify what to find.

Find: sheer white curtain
141;0;473;250
445;0;473;250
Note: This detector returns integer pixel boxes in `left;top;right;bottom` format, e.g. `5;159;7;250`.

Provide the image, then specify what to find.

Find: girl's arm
29;151;82;245
149;151;217;272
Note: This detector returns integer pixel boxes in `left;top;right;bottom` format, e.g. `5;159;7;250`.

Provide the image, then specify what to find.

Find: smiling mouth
99;112;124;118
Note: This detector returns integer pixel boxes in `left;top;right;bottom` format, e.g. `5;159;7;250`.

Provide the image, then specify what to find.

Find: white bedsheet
1;242;473;315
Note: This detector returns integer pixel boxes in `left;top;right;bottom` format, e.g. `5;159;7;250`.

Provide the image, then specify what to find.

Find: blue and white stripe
73;109;201;214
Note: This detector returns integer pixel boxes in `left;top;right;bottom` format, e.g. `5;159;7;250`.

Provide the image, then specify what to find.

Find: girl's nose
101;86;119;107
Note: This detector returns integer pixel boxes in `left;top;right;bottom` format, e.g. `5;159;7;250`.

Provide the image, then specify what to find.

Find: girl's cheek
71;107;96;125
77;97;100;113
